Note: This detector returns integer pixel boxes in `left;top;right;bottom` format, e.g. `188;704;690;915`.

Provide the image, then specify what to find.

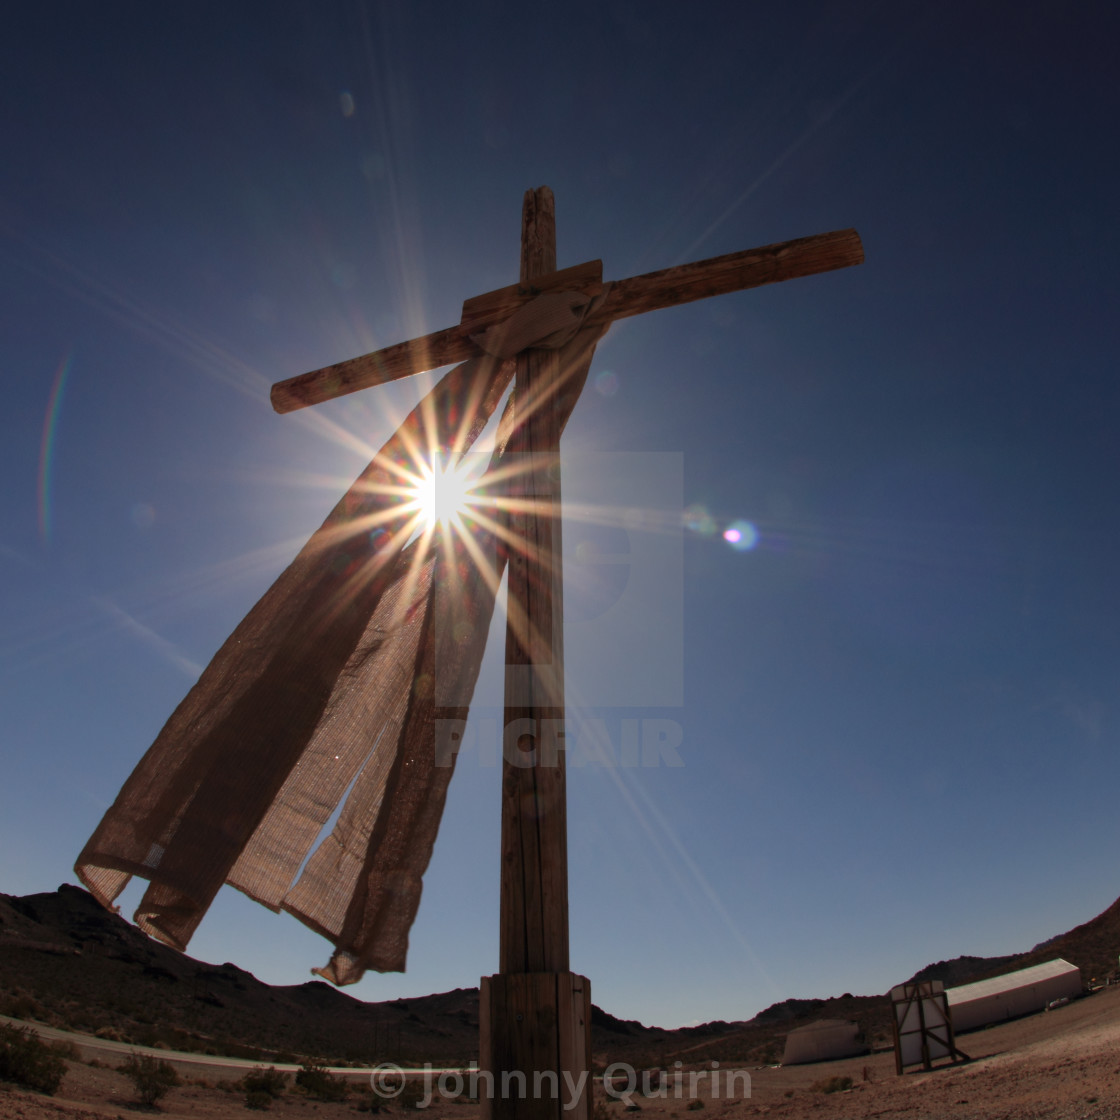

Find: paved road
0;1014;463;1083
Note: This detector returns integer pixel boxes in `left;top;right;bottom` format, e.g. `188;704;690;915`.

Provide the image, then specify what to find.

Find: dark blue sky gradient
2;2;1119;1027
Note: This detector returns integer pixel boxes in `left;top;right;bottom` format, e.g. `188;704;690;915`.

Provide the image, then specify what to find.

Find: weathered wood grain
480;972;591;1120
270;325;469;413
593;227;864;324
270;228;863;412
499;185;571;978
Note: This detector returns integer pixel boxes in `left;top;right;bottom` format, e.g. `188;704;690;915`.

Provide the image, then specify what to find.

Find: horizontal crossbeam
270;228;863;413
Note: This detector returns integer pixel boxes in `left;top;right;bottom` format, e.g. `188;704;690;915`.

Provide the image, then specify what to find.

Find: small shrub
296;1060;347;1101
241;1066;287;1111
121;1052;181;1106
686;1100;704;1111
396;1078;429;1110
0;1024;66;1095
242;1067;288;1097
809;1074;852;1094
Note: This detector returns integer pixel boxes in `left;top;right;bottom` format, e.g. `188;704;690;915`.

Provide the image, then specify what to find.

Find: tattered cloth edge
74;352;513;970
74;298;609;986
302;313;607;983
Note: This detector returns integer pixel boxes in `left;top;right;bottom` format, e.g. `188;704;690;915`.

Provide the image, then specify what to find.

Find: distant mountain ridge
907;954;1024;989
905;897;1120;992
1;883;1117;1065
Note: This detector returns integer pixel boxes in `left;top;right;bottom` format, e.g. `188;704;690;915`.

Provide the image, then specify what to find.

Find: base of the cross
479;972;591;1120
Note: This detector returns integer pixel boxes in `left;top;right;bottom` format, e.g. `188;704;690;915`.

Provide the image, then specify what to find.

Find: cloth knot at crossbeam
469;287;610;358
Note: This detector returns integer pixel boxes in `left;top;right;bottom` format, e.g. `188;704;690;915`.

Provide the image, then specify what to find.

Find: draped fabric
75;303;607;985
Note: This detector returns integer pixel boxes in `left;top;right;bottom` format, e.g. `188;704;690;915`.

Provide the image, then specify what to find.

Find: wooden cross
273;188;862;1119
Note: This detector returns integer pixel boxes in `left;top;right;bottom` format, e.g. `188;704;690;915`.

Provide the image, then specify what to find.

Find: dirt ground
4;986;1120;1119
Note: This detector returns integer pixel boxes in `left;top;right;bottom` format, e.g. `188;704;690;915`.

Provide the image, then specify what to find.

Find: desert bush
295;1059;347;1101
395;1078;430;1109
809;1074;852;1094
242;1066;288;1098
121;1052;181;1106
686;1100;704;1111
0;1024;66;1095
353;1088;382;1113
241;1061;288;1106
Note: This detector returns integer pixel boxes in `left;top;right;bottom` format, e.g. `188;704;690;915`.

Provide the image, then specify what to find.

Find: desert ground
4;985;1120;1119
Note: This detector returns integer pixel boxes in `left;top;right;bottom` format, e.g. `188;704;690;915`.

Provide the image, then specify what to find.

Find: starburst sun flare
410;455;484;532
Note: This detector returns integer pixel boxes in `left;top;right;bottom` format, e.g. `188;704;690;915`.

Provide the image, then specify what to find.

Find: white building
782;1019;865;1065
946;958;1081;1033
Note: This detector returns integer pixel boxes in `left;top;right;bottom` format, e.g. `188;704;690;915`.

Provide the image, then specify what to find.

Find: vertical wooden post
500;186;569;975
481;187;590;1120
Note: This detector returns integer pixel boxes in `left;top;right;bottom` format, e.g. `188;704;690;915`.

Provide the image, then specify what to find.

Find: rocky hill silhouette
2;883;1116;1065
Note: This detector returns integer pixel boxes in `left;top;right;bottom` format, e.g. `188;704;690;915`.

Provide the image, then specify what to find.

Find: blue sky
3;1;1119;1029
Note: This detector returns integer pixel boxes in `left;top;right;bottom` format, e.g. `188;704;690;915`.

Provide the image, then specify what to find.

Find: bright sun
412;456;481;531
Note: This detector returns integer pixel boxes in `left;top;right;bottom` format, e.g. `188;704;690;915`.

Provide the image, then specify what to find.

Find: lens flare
594;369;620;397
723;520;759;551
683;503;717;536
